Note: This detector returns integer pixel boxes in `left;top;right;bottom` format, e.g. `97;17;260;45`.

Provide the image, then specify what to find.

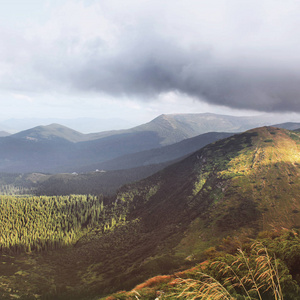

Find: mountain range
1;113;299;134
0;113;299;174
0;117;136;134
0;131;235;196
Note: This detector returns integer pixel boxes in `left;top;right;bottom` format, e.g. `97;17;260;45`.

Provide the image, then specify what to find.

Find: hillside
0;129;163;173
0;113;297;173
104;228;300;300
92;126;300;294
0;132;234;195
0;127;299;299
33;163;171;196
75;131;234;172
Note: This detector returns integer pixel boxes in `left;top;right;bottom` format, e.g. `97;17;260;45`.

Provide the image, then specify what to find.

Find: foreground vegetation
105;229;300;300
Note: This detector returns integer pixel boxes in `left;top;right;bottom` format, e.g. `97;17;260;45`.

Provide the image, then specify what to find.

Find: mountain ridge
11;123;86;142
0;126;299;299
0;114;299;173
85;126;300;295
67;126;300;295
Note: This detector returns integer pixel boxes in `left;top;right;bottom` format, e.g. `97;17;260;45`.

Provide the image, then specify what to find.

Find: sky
0;0;300;129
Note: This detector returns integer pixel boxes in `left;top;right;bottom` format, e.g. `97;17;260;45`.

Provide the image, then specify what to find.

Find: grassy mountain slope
76;132;234;172
104;229;300;300
0;127;299;299
93;126;300;294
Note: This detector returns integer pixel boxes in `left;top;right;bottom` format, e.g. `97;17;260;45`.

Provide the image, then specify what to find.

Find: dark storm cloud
68;36;300;112
1;0;300;113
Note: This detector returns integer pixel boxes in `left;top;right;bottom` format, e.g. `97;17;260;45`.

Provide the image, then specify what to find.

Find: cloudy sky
0;0;300;129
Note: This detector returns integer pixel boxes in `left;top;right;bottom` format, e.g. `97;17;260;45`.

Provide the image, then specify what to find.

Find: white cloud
12;93;34;103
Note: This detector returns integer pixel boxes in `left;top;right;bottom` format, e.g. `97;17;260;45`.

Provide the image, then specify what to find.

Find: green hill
0;127;299;299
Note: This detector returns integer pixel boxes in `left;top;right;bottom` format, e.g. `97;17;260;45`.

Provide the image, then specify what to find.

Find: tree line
0;194;127;253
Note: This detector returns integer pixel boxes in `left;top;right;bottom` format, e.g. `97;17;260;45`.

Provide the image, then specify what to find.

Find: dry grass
167;273;235;299
133;275;173;290
166;242;284;300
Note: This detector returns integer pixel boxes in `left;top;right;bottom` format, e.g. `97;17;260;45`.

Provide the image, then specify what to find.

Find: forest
0;194;126;254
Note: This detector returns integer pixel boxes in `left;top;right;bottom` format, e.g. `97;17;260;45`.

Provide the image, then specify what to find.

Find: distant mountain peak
11;123;85;142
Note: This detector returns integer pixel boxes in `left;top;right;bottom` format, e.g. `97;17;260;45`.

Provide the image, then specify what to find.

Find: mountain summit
132;113;297;145
11;123;86;142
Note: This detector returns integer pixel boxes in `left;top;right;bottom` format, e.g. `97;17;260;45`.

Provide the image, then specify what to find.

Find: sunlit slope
117;127;300;254
75;126;299;294
213;126;300;231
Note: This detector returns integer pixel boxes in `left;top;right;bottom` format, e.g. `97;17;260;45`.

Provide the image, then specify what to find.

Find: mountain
0;132;234;195
131;113;298;146
82;126;300;294
272;122;300;131
82;113;300;147
1;112;298;173
80;131;234;172
11;123;87;142
0;117;136;133
0;131;10;137
0;124;163;173
0;127;299;299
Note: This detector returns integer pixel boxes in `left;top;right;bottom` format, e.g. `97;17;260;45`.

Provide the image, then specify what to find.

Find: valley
0;121;299;299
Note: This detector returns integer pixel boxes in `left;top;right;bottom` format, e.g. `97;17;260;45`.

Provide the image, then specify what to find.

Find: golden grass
166;242;284;300
167;274;235;299
133;275;173;290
